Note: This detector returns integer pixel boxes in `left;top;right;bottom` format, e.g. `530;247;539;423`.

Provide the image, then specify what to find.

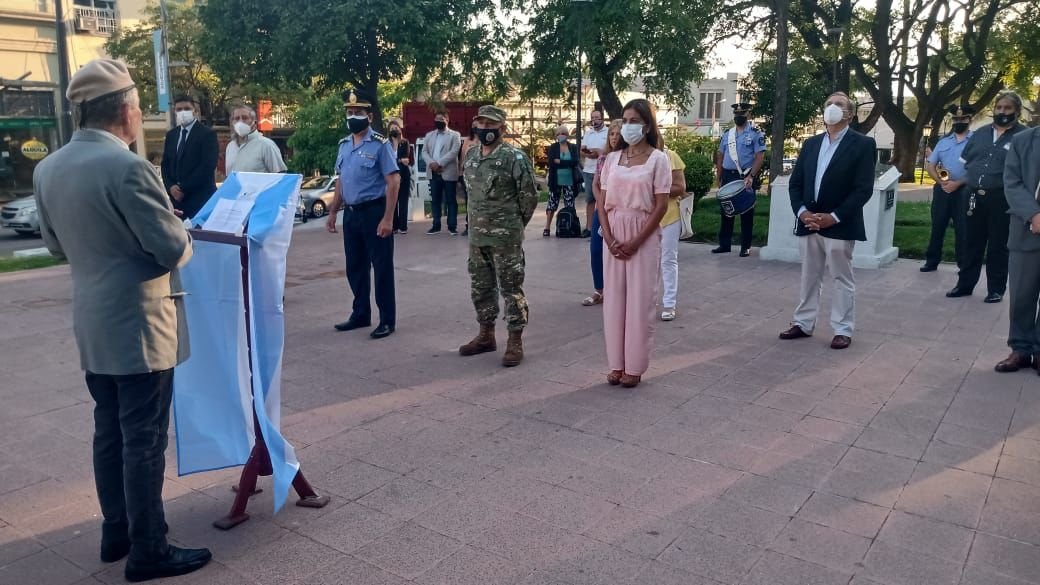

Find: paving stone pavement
0;211;1038;585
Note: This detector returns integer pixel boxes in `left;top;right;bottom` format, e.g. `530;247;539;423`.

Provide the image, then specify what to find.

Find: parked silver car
0;196;41;236
296;175;338;219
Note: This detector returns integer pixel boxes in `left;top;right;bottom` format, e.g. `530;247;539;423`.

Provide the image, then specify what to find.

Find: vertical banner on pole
153;30;169;112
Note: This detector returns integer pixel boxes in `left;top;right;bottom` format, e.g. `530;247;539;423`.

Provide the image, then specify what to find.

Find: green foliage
742;56;824;139
506;0;719;117
286;94;343;175
197;0;510;124
105;1;222;114
664;130;716;199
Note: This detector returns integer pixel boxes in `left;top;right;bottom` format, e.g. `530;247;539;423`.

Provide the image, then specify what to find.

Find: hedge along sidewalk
687;196;956;263
0;255;65;273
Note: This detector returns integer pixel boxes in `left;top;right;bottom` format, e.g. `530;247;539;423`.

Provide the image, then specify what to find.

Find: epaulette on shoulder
338;136;350;145
371;132;388;143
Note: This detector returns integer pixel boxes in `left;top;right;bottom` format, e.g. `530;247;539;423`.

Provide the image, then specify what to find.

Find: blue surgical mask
557;135;567;143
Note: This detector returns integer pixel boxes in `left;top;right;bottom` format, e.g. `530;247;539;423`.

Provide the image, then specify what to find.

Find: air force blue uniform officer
715;103;766;256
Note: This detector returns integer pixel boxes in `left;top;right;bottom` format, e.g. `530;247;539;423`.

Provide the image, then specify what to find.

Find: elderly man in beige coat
33;59;211;583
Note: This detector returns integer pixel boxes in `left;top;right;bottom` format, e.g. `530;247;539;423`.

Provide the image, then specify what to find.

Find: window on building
698;91;723;120
73;0;118;36
0;91;56;118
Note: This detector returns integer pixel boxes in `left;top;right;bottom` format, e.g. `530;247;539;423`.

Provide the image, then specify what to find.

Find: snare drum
716;180;756;217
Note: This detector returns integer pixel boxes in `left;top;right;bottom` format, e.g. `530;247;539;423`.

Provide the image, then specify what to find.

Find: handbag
679;194;696;240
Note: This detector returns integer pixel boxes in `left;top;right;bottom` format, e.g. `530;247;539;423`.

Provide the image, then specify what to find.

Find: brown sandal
620;373;641;388
607;370;623;385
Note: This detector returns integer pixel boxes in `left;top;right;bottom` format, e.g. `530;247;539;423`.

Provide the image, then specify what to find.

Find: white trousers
660;221;681;309
793;234;856;337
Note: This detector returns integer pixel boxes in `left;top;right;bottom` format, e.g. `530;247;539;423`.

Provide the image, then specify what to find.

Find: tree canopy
507;0;720;120
197;0;509;129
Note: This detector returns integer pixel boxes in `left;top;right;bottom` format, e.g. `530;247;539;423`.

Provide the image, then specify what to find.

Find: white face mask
233;121;252;137
175;110;195;127
823;104;845;125
621;123;645;145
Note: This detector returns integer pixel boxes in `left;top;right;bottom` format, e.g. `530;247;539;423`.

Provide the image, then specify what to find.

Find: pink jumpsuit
599;149;672;376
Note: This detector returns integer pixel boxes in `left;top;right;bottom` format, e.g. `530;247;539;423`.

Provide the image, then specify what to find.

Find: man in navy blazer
779;92;876;350
160;95;218;219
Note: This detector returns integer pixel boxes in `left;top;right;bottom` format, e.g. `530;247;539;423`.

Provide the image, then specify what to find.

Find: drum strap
726;129;745;176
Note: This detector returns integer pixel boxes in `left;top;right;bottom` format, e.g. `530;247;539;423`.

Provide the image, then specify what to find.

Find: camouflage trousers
468;243;528;332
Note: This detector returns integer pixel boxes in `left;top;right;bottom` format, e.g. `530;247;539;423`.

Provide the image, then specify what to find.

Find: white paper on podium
201;197;254;234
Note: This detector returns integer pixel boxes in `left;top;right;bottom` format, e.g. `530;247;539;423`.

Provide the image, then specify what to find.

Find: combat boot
459;323;496;356
502;330;524;367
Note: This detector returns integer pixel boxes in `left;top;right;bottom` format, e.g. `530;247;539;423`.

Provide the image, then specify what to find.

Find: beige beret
67;59;135;104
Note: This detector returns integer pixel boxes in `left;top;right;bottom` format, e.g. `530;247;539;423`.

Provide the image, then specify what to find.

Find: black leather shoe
739;248;751;257
984;292;1003;304
370;324;395;339
124;546;212;582
101;540;131;563
920;264;938;272
946;287;972;298
334;318;370;332
711;247;731;254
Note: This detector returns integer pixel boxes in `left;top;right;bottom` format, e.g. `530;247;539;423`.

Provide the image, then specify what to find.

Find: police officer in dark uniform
326;90;401;338
947;91;1027;303
921;104;974;272
714;102;766;256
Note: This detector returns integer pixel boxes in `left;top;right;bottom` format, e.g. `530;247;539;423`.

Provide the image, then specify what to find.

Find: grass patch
688;196;954;262
0;255;66;273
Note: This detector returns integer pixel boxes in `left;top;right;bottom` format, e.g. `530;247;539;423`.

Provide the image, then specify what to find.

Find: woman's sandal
582;292;604;306
607;370;623;385
620;373;641;388
543;228;551;237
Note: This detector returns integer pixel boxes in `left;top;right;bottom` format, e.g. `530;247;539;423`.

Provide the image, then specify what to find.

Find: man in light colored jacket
33;59;211;583
422;111;461;234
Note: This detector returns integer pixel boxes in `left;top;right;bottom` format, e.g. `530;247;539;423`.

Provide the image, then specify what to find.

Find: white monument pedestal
760;167;901;269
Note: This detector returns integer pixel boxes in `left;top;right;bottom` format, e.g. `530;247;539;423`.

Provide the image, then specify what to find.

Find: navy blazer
160;122;219;219
788;128;876;241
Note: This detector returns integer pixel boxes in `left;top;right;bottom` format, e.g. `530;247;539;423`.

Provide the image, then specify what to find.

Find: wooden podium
189;228;329;530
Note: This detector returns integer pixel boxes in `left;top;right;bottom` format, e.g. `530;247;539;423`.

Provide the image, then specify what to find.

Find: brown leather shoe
995;351;1033;373
779;325;811;340
830;335;852;350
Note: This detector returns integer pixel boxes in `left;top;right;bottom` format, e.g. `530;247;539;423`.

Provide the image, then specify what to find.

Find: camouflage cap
474;105;507;123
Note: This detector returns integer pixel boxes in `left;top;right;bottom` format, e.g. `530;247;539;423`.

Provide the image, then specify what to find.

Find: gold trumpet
937;164;950;182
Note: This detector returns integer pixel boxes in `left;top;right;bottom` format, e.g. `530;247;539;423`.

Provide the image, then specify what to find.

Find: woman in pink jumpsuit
597;99;671;388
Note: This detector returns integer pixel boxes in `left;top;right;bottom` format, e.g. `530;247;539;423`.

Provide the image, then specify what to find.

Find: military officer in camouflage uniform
458;105;539;366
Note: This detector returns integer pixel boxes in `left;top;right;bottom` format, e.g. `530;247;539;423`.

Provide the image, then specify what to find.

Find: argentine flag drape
174;172;303;513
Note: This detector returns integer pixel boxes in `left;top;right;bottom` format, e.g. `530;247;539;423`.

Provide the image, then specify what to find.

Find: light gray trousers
793;234;856;337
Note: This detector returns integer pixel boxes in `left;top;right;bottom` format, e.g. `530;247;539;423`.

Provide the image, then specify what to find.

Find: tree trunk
769;0;788;186
595;77;624;120
362;76;383;132
891;128;921;182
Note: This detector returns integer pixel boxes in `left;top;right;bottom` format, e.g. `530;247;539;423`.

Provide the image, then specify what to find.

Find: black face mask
435;120;447;131
347;116;370;134
993;112;1016;127
733;115;748;126
475;127;500;145
389;129;401;138
951;122;969;134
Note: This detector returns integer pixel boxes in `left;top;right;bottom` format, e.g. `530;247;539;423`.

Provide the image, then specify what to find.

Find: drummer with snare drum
714;103;766;257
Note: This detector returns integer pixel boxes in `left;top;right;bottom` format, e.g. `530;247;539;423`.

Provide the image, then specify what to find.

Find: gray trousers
1008;249;1040;353
86;369;173;562
793;234;856;337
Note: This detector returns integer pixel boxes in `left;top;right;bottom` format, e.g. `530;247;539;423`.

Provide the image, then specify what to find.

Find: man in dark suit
779;92;877;350
160;95;218;219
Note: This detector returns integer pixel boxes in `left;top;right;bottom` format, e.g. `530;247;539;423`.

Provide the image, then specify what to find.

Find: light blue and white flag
174;172;303;513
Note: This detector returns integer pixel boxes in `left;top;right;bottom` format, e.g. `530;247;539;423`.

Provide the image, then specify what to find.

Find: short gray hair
995;90;1023;113
555;125;570;135
230;105;257;121
76;87;138;129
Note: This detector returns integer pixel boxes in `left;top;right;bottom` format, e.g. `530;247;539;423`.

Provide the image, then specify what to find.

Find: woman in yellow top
658;140;688;321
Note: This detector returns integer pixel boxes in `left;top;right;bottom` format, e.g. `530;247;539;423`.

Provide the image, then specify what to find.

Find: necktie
177;128;187;155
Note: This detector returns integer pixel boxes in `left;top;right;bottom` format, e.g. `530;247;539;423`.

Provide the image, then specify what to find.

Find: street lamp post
54;0;73;145
571;0;592;152
826;27;844;93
